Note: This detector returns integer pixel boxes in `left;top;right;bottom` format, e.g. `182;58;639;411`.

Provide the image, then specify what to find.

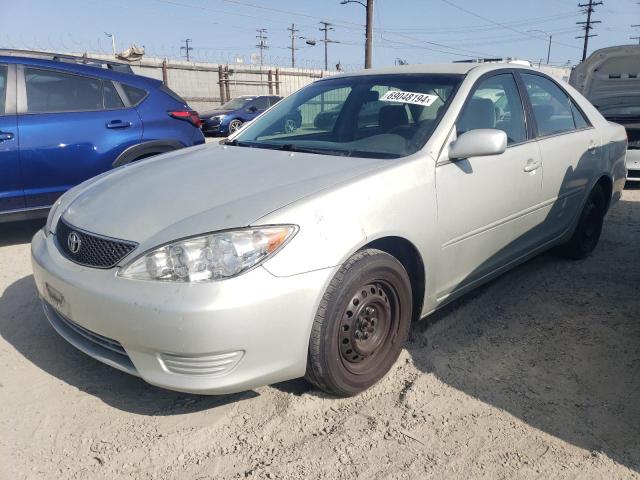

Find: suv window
0;65;7;114
25;67;103;113
269;96;282;107
121;84;147;106
103;81;124;109
250;97;270;110
521;73;578;137
458;73;527;145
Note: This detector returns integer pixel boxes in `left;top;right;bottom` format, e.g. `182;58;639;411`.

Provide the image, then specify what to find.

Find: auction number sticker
380;90;438;107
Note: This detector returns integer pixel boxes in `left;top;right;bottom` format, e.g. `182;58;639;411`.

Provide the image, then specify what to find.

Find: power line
318;21;338;71
180;38;193;61
576;0;603;61
255;28;268;67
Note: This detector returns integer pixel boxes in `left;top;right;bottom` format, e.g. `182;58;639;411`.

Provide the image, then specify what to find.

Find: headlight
119;225;297;282
45;199;62;235
213;114;225;121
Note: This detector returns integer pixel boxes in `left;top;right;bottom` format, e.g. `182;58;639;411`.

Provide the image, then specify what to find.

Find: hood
570;45;640;112
60;144;387;253
199;109;232;118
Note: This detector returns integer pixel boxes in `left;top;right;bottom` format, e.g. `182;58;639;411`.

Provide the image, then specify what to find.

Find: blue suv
0;53;205;222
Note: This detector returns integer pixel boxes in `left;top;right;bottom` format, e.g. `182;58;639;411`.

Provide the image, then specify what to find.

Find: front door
0;63;23;212
435;72;544;300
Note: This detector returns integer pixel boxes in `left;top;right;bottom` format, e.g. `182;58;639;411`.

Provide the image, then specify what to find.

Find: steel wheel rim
338;280;399;375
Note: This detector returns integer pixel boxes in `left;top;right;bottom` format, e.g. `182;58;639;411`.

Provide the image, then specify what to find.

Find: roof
0;54;161;89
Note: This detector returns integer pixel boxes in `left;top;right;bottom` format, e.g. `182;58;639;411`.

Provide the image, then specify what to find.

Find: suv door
436;72;545;299
518;72;599;239
0;63;23;212
17;66;142;207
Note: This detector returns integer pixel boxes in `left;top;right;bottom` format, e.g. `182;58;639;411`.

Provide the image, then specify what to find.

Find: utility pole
632;24;640;44
576;0;603;62
528;30;552;64
340;0;374;69
287;24;299;68
181;38;193;61
319;21;338;71
256;28;268;67
104;32;116;57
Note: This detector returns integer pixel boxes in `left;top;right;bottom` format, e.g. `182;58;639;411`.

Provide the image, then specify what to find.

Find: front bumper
31;229;334;394
626;149;640;182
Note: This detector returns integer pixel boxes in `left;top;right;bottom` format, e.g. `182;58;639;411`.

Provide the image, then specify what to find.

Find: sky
1;0;638;70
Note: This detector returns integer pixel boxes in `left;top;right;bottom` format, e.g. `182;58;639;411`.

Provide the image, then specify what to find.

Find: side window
251;97;270;110
24;68;102;113
121;84;147;106
521;73;576;137
269;96;282;107
570;101;589;129
458;73;527;145
103;81;124;109
0;65;7;114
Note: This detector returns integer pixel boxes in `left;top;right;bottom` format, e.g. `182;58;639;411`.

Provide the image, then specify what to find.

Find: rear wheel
228;119;243;134
558;184;607;259
305;249;412;396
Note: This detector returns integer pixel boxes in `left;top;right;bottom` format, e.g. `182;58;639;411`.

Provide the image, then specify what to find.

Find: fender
112;140;185;168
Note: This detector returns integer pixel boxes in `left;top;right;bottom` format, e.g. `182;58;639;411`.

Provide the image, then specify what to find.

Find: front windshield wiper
276;143;350;156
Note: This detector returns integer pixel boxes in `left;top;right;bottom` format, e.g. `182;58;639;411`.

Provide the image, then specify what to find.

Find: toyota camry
31;63;627;396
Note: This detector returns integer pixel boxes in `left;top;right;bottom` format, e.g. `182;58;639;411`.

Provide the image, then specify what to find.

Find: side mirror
448;129;507;160
247;105;258;113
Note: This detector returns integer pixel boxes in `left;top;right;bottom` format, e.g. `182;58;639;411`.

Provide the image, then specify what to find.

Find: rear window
25;67;103;113
0;65;6;114
121;84;148;106
159;84;187;105
103;81;124;109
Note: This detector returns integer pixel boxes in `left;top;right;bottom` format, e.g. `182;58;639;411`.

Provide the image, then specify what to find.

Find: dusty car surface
31;63;627;396
570;45;640;182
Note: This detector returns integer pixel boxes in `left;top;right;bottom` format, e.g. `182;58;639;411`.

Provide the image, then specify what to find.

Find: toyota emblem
67;232;82;254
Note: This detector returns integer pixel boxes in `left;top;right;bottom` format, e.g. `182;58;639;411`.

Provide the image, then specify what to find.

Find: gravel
1;188;638;479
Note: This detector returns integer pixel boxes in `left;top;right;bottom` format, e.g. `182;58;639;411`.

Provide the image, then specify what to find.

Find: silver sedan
31;63;627;396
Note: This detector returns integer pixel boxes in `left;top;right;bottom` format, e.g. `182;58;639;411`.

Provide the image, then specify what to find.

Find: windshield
221;97;254;110
232;74;463;159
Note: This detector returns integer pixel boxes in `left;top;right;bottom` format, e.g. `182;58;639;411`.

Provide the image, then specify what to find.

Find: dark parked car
199;95;301;136
0;53;205;222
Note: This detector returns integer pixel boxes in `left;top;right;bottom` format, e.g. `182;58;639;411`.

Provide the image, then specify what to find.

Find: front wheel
557;184;607;259
305;249;412;396
228;119;243;134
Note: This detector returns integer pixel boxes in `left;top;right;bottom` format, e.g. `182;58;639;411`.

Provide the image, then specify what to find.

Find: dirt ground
1;188;638;480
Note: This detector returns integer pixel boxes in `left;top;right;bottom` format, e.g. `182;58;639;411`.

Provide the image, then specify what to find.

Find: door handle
0;132;14;142
106;120;132;129
523;159;541;173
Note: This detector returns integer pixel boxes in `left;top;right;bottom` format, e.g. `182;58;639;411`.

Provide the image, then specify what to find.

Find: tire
305;249;412;396
228;119;243;134
557;184;607;260
284;118;297;134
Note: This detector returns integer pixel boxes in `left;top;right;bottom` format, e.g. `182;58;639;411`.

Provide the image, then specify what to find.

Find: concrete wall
87;53;334;112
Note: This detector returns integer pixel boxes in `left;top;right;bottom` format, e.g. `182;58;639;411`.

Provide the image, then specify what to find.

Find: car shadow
405;194;640;473
0;219;45;247
0;274;258;415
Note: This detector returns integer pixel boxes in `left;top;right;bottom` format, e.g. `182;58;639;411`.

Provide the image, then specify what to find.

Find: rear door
17;66;142;207
0;63;23;212
518;72;600;239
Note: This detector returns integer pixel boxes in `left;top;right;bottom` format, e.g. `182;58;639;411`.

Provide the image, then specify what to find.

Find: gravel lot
1;188;638;480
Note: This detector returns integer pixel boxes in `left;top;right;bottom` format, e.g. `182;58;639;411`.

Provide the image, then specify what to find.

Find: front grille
55;219;138;269
58;310;127;356
628;169;640;179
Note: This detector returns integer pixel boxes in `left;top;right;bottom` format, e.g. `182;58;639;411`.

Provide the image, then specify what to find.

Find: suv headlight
119;225;297;282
